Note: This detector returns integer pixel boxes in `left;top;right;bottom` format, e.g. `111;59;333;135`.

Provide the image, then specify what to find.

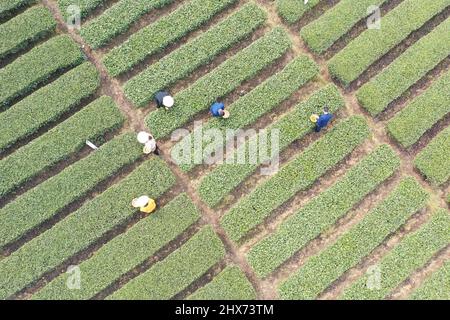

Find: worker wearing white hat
132;195;157;214
137;131;160;155
154;90;174;110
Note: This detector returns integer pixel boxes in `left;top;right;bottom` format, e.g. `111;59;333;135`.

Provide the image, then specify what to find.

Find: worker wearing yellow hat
132;196;157;214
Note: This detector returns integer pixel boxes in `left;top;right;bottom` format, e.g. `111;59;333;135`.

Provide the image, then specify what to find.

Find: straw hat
143;144;153;154
222;109;230;119
310;114;319;123
163;96;174;108
137;131;150;144
132;195;150;208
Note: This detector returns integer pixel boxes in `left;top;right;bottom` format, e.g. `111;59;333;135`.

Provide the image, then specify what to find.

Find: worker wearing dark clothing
154;90;174;109
315;107;333;132
210;102;225;117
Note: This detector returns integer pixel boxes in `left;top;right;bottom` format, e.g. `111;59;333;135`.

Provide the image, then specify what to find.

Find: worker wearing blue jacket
315;106;333;132
210;102;230;118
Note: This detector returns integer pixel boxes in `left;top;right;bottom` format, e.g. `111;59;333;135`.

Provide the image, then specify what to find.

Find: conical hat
310;114;319;123
137;131;150;144
163;96;174;108
222;110;230;119
143;145;153;154
132;196;150;208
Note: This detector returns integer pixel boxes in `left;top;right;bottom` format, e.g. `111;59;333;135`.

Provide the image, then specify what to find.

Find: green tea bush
124;2;267;107
33;193;200;300
278;177;429;300
248;145;400;278
145;27;291;139
0;158;176;299
414;126;450;186
0;96;124;198
0;133;143;248
103;0;237;76
176;55;319;172
0;35;84;107
387;70;450;148
81;0;174;49
108;226;225;299
0;62;100;152
0;6;56;59
220;116;370;243
341;208;450;299
198;84;343;208
328;0;449;86
188;265;256;300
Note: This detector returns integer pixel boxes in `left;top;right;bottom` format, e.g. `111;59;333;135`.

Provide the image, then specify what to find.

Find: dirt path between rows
31;0;449;301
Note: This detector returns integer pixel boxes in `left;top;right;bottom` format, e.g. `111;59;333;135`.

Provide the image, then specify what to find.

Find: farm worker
210;102;230;118
137;131;160;155
132;196;157;214
154;90;174;110
314;106;333;132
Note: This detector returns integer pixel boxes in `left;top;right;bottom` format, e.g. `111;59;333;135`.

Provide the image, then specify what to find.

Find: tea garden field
0;0;449;300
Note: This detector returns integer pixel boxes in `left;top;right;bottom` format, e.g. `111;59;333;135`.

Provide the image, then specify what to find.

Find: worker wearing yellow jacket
132;196;157;214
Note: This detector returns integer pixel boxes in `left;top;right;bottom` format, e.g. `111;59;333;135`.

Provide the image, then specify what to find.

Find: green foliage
341;208;450;299
175;55;319;172
276;0;320;24
124;2;267;107
278;177;429;300
0;62;100;152
0;6;56;60
414;126;450;186
328;0;449;86
0;35;84;108
357;17;450;116
145;27;291;139
300;0;388;54
103;0;237;77
0;133;143;249
81;0;174;49
108;226;225;299
0;96;125;198
0;0;36;19
57;0;105;19
409;260;450;300
248;145;400;278
188;265;256;300
0;158;176;299
387;70;450;148
33;193;200;299
220;116;370;243
198;84;343;208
